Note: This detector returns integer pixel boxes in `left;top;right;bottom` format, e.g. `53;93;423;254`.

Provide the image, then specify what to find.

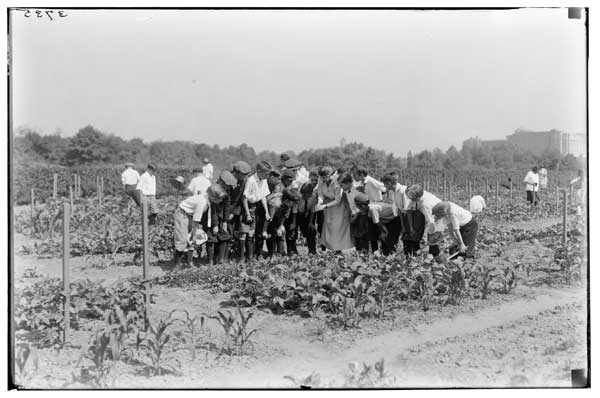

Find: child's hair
355;167;369;177
406;184;424;200
282;188;301;202
269;170;282;178
353;192;369;206
382;172;398;186
432;201;451;218
338;172;354;185
300;182;316;196
309;169;319;178
318;166;334;177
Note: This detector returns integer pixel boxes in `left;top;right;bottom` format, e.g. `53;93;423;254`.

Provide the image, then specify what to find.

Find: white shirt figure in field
523;166;540;207
202;158;214;181
121;163;140;185
244;173;271;204
469;195;486;214
137;168;156;196
432;201;478;258
136;162;159;223
121;162;142;206
569;169;586;217
352;166;386;202
188;168;211;196
538;166;548;190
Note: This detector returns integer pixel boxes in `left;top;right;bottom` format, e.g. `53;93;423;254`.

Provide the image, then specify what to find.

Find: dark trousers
297;212;317;254
125;184;141;207
381;217;402;255
449;218;479;258
400;210;439;256
253;205;267;258
284;216;298;256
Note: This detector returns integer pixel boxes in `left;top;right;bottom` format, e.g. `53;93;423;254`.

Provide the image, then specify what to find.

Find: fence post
141;199;150;328
496;181;499;210
53;174;58;200
30;188;35;236
62;203;70;345
101;176;104;203
485;178;489;200
448;182;452;202
509;181;513;204
562;189;567;246
69;186;74;210
77;175;81;198
556;185;560;215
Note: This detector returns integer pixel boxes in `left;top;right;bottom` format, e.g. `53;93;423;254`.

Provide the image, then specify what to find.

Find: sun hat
169;176;185;190
202;158;210;164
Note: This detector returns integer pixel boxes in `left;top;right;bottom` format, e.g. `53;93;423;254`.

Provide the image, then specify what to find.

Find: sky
10;7;587;156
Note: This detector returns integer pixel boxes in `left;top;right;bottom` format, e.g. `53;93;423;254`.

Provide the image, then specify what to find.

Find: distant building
479;129;586;156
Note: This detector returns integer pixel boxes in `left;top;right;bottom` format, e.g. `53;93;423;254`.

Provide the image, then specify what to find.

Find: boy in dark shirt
297;182;318;254
266;189;301;257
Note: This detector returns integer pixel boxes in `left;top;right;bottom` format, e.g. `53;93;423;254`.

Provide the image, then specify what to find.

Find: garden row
13;163;573;205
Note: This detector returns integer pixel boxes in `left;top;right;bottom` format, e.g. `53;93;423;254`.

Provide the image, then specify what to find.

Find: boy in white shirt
121;162;141;206
188;167;211;196
523;166;540;207
353;166;386;202
202;158;214;181
136;162;160;224
242;161;272;260
432;201;479;259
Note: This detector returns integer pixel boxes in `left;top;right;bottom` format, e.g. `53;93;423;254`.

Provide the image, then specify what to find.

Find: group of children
123;155;483;271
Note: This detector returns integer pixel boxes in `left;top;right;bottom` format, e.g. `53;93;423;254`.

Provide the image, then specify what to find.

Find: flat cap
256;160;273;173
218;170;237;187
147;162;158;171
232;161;251;175
284;158;302;169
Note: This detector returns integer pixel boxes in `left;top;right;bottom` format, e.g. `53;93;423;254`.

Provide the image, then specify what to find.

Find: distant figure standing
523;166;540;206
121;162;141;206
569;169;586;217
188;167;211;196
202;158;214;181
279;153;291;170
136;162;160;224
538;165;548;190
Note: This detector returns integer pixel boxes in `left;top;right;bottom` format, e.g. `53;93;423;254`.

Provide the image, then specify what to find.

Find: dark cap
281;169;296;179
354;192;369;205
192;167;204;173
256;160;272;173
300;182;316;195
202;158;210;164
218;170;237;187
284;158;302;169
147;162;158;171
269;170;282;178
280;153;291;162
233;161;251;175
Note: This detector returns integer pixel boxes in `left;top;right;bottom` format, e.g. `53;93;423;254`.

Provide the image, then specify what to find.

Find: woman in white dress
316;167;354;251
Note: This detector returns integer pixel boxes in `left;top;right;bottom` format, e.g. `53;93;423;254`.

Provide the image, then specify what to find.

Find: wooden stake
485;178;489;200
509;181;513;204
62;203;70;344
141;198;150;327
556;185;560;215
496;181;499;209
562;189;567;246
30;188;35;236
53;174;58;200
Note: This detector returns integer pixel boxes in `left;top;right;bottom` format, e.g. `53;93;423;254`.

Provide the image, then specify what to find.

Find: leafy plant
138;315;182;376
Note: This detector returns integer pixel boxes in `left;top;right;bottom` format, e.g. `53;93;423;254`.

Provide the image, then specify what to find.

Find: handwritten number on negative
16;9;67;20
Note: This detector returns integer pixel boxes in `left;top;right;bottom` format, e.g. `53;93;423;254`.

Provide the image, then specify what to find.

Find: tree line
13;125;584;175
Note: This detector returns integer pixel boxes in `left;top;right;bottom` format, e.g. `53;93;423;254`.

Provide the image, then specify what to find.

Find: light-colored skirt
320;193;353;251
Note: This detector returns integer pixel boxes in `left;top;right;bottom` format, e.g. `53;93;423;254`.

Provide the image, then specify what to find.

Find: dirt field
12;215;588;389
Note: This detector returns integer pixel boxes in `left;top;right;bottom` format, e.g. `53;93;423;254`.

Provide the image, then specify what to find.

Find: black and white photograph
5;3;592;390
